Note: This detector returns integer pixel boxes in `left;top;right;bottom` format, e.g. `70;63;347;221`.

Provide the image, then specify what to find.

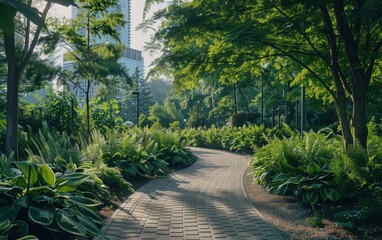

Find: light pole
132;91;140;128
196;100;200;127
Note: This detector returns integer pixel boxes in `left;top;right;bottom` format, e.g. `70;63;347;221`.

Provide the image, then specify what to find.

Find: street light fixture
132;91;139;128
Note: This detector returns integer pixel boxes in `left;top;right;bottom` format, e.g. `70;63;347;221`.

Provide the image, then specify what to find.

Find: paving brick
100;148;283;240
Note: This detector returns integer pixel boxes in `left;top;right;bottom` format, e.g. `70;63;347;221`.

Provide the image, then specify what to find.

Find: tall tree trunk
4;33;20;160
334;92;353;150
333;0;370;149
352;84;368;148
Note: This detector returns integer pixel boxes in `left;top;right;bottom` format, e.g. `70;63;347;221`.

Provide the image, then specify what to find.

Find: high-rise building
64;0;144;107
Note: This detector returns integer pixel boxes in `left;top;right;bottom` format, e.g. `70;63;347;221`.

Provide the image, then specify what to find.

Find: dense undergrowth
0;124;195;239
182;122;382;238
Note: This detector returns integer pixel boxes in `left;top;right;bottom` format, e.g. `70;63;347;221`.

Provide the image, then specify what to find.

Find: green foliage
251;120;382;232
0;154;13;180
20;90;81;136
148;103;174;128
85;127;196;181
98;166;134;194
0;162;105;239
251;131;347;207
151;129;196;167
181;124;283;154
22;122;84;172
104;128;168;179
90;97;123;134
229;112;260;127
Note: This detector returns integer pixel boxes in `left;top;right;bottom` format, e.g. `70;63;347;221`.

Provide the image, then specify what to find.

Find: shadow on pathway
98;147;284;240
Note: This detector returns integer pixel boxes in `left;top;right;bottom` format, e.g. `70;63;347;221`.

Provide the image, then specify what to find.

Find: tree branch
20;1;52;71
365;40;382;84
320;5;353;97
258;38;335;98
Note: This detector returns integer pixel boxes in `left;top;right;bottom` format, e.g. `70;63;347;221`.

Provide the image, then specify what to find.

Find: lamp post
132;91;139;128
196;100;200;127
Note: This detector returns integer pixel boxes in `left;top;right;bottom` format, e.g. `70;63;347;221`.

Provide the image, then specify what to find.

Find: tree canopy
144;0;382;149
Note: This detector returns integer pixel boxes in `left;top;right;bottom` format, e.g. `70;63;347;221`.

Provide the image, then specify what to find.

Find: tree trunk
334;91;353;150
352;85;368;149
4;33;20;160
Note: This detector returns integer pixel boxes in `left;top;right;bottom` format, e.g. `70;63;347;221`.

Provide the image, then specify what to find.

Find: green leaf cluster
0;162;105;239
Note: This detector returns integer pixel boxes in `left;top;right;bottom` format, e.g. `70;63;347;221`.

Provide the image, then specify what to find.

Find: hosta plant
151;129;196;168
0;161;105;239
251;131;343;208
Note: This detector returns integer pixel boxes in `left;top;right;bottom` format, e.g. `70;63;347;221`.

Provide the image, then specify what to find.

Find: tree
148;102;174;128
132;67;154;116
149;79;171;105
144;0;382;150
0;0;75;159
43;0;127;133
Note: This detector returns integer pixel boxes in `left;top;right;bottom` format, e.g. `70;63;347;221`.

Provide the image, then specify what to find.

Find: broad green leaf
77;205;104;225
328;189;341;202
302;191;314;204
8;220;29;239
39;163;56;187
64;195;102;207
32;195;53;203
16;236;39;240
11;176;28;188
0;206;17;223
308;193;318;205
272;173;290;182
302;183;322;191
56;212;86;236
77;215;104;237
320;188;328;202
15;162;38;186
0;219;10;230
28;206;54;226
13;196;28;210
57;173;89;192
276;183;288;195
0;185;15;194
307;162;321;174
27;186;54;195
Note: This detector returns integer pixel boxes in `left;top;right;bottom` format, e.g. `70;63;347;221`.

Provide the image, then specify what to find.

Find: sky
50;0;168;73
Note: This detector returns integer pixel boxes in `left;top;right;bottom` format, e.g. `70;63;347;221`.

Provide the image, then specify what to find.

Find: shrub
23;122;84;172
0;162;105;239
251;131;343;207
98;166;134;194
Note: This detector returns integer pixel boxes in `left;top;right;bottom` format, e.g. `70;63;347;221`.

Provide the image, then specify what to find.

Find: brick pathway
99;148;283;239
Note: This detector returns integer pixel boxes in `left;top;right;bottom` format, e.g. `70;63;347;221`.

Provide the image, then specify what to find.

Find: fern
25;122;84;171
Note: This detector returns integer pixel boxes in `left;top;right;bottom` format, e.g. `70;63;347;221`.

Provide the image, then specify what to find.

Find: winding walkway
100;148;283;239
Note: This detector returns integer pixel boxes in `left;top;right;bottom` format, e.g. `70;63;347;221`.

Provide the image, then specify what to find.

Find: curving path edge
99;148;283;240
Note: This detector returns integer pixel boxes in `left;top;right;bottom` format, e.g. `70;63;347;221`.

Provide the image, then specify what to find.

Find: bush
0;162;105;239
229;112;260;127
98;166;134;194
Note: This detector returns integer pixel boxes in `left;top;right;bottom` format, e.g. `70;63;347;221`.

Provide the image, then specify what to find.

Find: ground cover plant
0;123;196;239
181;124;293;154
251;122;382;237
